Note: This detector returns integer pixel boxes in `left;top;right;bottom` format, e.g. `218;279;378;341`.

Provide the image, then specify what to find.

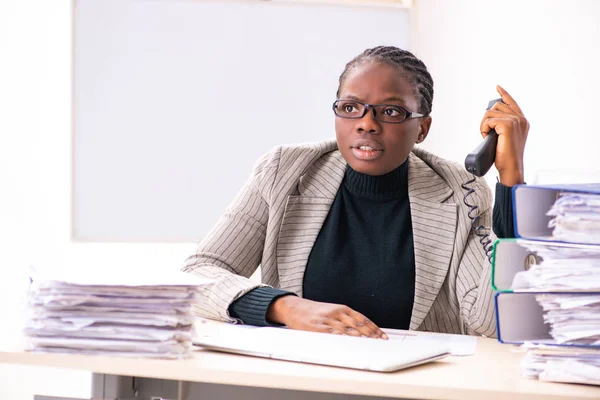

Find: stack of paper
25;269;211;359
548;192;600;244
535;294;600;345
507;191;600;385
521;345;600;385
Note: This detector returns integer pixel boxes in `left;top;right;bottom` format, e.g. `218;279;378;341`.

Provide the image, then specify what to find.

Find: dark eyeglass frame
332;99;425;124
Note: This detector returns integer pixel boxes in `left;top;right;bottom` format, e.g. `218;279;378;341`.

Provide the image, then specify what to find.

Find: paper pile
548;192;600;244
514;191;600;385
521;345;600;385
25;268;211;359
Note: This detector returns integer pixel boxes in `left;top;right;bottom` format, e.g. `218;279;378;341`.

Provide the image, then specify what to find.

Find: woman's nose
356;107;381;134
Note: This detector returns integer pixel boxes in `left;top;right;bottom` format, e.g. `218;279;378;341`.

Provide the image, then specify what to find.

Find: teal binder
491;238;600;292
492;239;532;292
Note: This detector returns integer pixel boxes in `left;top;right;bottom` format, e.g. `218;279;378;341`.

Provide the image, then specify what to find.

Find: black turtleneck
228;163;516;327
302;161;414;329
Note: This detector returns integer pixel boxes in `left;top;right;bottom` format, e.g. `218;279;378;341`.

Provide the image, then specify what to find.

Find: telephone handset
461;98;503;263
464;98;503;176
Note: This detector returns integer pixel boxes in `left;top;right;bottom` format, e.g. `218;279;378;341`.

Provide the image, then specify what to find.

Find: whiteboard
73;0;411;242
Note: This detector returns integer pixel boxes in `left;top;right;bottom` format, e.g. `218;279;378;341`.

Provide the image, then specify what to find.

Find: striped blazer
183;140;497;336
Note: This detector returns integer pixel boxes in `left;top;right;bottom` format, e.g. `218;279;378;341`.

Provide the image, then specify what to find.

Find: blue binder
512;183;600;242
495;291;600;348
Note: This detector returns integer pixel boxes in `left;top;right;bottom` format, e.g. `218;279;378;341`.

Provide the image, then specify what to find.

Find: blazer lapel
277;151;346;296
407;152;457;330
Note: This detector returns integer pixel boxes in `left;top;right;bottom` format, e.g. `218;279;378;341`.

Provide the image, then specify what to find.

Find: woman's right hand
267;295;388;339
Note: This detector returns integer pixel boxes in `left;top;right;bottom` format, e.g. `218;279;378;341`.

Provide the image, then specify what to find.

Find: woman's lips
351;146;384;161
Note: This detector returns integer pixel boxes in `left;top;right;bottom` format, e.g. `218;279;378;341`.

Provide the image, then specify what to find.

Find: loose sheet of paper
383;328;478;356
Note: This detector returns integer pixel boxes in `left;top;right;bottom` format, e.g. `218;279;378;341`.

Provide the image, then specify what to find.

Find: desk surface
1;337;599;400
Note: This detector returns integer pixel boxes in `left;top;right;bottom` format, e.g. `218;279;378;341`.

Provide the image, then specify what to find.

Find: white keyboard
195;326;450;372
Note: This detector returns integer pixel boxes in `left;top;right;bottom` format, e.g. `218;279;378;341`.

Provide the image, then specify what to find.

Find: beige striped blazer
183;140;497;337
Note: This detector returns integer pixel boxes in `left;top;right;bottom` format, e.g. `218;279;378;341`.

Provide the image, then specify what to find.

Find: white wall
0;1;90;398
0;1;196;399
413;0;600;188
1;1;600;399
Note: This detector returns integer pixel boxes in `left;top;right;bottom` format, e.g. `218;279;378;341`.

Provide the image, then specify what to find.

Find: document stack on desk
520;345;600;385
25;268;212;359
515;246;600;384
492;185;600;385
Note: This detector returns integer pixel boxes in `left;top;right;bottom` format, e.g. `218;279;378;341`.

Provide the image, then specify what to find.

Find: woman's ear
416;116;432;144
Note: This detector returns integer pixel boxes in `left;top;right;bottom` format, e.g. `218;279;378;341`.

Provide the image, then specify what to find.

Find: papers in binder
548;192;600;244
512;183;600;242
535;294;600;346
510;242;600;291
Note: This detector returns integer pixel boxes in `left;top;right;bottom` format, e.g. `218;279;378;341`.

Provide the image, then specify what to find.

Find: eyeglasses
332;99;425;124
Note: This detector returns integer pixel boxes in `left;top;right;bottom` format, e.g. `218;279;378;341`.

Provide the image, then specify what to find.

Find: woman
183;46;529;339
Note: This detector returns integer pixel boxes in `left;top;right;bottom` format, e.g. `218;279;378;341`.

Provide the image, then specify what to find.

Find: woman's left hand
480;85;529;186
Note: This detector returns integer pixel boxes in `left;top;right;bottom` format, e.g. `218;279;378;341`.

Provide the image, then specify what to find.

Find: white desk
1;336;600;400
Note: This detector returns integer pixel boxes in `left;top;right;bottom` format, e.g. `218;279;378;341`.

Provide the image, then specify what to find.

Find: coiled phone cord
461;176;494;264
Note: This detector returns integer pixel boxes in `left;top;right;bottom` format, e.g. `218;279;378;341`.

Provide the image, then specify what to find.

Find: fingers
481;104;528;134
332;313;372;338
480;117;516;138
496;85;525;115
314;320;365;337
479;86;526;138
329;320;364;337
287;300;389;340
489;101;520;116
342;309;388;339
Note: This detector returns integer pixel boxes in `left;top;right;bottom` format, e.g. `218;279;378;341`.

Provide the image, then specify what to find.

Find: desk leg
91;373;135;399
91;373;182;400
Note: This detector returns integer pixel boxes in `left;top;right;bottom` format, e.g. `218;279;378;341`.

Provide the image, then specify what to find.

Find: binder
512;183;600;242
495;291;600;347
492;239;538;291
492;238;600;346
491;238;600;292
493;185;600;385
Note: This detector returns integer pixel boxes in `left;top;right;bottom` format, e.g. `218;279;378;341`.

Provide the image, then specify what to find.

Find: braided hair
336;46;434;116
